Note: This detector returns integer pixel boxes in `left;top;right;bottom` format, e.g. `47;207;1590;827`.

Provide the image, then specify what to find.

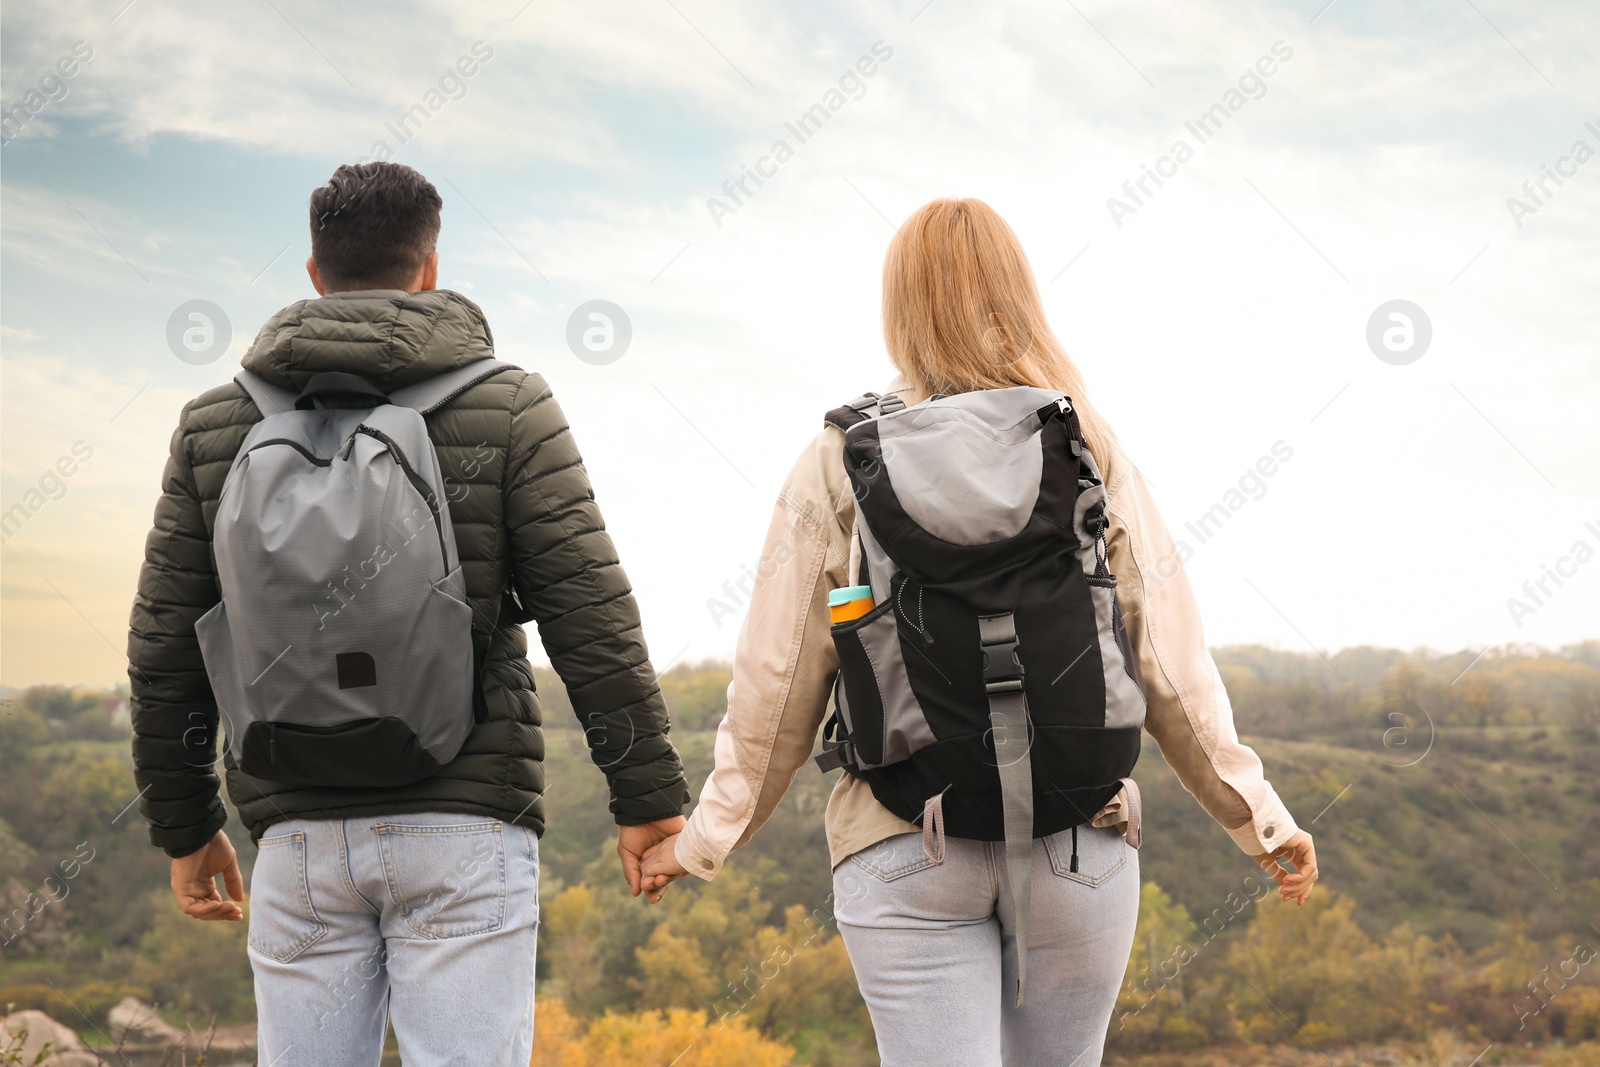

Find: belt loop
1119;777;1142;850
922;790;947;866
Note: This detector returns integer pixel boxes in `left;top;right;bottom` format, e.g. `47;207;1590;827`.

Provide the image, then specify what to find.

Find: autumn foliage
531;997;797;1067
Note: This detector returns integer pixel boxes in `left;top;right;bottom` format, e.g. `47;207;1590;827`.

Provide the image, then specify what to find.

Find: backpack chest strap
979;611;1035;1007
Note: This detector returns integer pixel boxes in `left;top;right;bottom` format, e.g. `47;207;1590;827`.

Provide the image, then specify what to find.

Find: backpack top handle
294;371;391;410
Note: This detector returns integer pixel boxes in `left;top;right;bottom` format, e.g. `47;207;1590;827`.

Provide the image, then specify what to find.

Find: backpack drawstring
1070;823;1079;873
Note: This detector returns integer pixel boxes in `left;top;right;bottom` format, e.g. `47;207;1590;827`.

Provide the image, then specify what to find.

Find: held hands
639;833;688;904
617;816;686;904
1251;829;1318;906
171;829;245;921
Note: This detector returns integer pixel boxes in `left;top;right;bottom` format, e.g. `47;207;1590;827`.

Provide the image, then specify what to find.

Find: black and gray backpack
815;387;1147;1002
194;360;513;790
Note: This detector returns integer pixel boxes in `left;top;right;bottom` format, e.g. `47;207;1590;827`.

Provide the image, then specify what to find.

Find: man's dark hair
308;162;442;291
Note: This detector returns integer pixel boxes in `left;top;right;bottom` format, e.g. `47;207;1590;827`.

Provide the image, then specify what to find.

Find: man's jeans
833;825;1139;1067
248;812;539;1067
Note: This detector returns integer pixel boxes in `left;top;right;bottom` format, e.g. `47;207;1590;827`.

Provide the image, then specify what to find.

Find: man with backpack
127;161;689;1066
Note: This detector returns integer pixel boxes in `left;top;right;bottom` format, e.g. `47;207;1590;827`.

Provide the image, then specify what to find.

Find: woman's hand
617;816;686;899
639;833;689;904
1251;829;1318;906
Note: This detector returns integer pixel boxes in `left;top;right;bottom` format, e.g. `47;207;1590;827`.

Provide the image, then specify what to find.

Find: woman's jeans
834;825;1138;1067
247;812;540;1067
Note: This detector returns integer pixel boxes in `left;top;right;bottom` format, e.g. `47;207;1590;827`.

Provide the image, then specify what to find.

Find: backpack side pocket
832;597;935;768
831;600;893;767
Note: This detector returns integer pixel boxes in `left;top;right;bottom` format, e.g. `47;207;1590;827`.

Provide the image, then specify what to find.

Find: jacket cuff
611;774;690;826
675;815;723;881
1224;784;1300;856
155;811;227;859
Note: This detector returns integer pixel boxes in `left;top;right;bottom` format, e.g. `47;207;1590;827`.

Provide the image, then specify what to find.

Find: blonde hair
882;197;1116;462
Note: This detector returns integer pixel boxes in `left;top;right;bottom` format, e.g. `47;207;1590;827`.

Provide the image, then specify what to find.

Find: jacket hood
240;289;496;392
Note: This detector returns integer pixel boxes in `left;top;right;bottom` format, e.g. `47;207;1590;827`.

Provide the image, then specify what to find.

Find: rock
0;1009;99;1065
106;995;186;1045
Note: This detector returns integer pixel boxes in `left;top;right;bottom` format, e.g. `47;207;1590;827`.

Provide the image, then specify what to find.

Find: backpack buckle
815;738;857;773
978;613;1024;693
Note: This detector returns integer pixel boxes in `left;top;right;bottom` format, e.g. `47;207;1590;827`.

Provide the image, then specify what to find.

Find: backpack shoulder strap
388;359;519;415
824;391;907;432
234;370;297;418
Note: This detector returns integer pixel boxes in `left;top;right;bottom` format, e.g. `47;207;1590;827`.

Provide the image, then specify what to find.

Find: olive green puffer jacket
127;289;689;857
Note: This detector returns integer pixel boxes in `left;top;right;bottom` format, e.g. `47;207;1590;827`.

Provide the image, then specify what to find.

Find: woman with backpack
641;197;1317;1065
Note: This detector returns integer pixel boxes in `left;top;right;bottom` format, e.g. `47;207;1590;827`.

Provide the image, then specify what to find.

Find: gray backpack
195;360;513;788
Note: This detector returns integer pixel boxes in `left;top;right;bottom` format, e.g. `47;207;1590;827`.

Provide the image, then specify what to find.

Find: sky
1;0;1596;689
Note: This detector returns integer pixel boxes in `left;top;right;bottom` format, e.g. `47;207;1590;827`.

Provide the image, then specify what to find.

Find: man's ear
415;252;439;293
306;256;327;295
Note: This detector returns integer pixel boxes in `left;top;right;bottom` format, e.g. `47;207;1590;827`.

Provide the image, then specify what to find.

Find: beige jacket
675;390;1300;878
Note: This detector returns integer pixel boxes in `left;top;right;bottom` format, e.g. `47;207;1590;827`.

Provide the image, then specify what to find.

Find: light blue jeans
247;812;539;1067
833;824;1139;1067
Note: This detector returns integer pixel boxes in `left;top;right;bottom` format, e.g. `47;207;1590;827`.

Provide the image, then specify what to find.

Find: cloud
1;182;177;292
1;0;1597;684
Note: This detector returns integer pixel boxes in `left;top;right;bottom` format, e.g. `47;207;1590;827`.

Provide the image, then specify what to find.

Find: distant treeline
1216;641;1600;741
532;658;731;732
534;641;1600;739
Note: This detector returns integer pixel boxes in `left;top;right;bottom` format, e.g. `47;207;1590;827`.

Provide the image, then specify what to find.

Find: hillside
2;643;1597;1062
538;644;1600;949
538;720;1600;954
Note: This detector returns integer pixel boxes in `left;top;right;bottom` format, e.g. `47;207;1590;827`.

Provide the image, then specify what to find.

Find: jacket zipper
424;363;511;413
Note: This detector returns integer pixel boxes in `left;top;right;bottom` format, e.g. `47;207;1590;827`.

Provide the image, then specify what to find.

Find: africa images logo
705;41;894;227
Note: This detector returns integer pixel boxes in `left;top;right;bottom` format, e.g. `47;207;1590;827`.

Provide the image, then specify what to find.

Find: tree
729;905;863;1041
40;754;131;838
540;885;607;1014
529;996;586;1067
632;924;718;1011
658;662;734;731
531;997;796;1067
1220;891;1377;1045
1108;880;1216;1050
133;891;254;1021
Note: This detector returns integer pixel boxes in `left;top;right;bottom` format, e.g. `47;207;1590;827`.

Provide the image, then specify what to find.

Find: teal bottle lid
828;585;873;607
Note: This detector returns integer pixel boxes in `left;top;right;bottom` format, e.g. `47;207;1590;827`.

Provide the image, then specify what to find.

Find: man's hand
640;833;688;904
172;829;244;921
617;816;685;901
1251;829;1318;906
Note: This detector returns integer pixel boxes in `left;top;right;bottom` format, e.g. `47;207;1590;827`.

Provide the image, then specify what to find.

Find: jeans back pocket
375;820;508;939
849;831;936;883
1043;823;1127;887
248;830;327;963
